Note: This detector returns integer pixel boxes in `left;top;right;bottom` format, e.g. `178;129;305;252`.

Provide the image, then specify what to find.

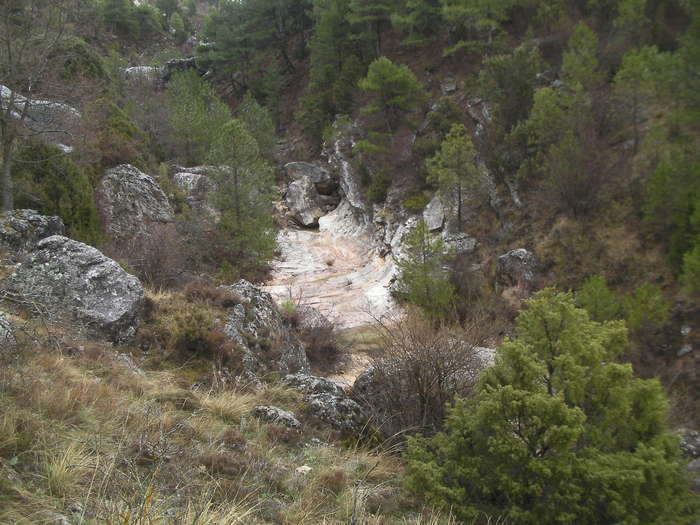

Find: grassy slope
0;289;464;525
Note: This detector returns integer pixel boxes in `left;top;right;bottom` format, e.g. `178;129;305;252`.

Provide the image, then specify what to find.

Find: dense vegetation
1;0;699;523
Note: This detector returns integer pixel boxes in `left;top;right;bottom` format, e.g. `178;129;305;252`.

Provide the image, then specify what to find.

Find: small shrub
403;192;431;212
299;324;343;371
266;423;301;445
183;280;242;308
367;170;391;203
623;283;670;337
576;275;623;322
280;300;300;327
314;467;348;495
198;449;248;478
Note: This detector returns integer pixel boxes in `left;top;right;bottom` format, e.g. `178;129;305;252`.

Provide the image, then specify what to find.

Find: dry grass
0;312;434;525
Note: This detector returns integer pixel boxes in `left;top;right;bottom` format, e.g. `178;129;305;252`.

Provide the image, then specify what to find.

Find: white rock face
423;194;445;232
286;176;325;227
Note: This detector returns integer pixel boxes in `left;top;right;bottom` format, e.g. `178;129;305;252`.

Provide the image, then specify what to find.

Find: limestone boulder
252;405;301;429
0;85;80;142
423;194;445;232
284;373;344;396
0;209;64;256
496;248;538;289
307;393;366;433
284;162;338;195
222;280;309;376
97;164;174;242
442;231;477;255
0;312;17;350
286;177;325;227
4;236;144;343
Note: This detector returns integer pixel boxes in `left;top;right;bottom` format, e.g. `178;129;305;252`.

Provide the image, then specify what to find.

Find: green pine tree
207;119;276;264
358;57;425;132
407;289;698;524
395;220;455;321
426;123;484;229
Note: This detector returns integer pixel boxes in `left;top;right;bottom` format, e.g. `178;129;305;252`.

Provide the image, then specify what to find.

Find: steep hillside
0;0;699;523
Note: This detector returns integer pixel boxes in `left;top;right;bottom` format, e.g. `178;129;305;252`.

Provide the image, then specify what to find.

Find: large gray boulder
0;312;17;350
252;405;301;429
307;393;365;433
442;231;477;255
284;372;366;432
4;236;144;343
284;162;338;195
0;85;80;141
496;248;538;289
97;164;174;242
222;280;309;376
123;66;163;85
423;194;445;232
0;209;64;256
284;372;344;396
286;177;325;228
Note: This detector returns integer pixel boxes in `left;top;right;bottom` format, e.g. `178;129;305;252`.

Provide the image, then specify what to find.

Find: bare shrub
299;323;343;372
104;223;188;288
353;309;489;437
183;279;242;307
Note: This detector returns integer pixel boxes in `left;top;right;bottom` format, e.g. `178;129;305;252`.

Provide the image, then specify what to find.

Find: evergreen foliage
82;98;148;169
207;119;276;265
235;92;277;160
12;143;102;245
575;275;622;322
394;220;455;321
359;57;425;132
407;289;697;524
166;71;231;165
426;124;484;229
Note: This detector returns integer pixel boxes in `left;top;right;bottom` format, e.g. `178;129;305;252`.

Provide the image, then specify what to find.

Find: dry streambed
264;224;396;385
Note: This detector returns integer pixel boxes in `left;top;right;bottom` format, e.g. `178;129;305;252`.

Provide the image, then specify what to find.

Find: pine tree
426;124;484;229
395;220;455;321
207;119;276;264
358;57;425;132
166;71;231;165
407;289;697;524
235;92;277;160
392;0;442;46
347;0;397;58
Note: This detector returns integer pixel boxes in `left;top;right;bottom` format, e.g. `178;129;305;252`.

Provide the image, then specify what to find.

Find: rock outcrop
497;248;538;289
423;195;445;232
285;162;338;196
97;164;174;242
252;405;301;429
307;393;365;433
295;305;333;332
0;85;80;142
0;209;64;256
4;236;144;343
123;66;162;85
162;57;204;82
0;312;17;350
222;280;309;377
286;177;326;227
284;372;366;432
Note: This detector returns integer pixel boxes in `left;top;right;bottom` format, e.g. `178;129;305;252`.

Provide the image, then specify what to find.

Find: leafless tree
0;0;81;211
353;309;492;437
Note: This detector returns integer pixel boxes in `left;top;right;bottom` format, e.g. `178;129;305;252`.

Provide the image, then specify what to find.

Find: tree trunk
1;139;14;212
457;183;462;230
